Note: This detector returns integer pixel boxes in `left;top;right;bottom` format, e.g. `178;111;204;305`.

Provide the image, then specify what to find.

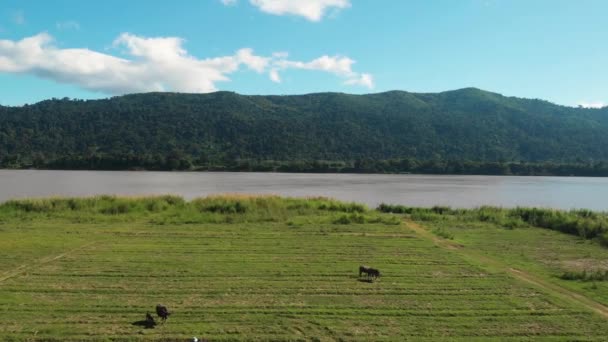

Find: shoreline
1;167;607;178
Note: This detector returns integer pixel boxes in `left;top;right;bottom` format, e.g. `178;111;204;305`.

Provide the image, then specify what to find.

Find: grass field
1;196;608;341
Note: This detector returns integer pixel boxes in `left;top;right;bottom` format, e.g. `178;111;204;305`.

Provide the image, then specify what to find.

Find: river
0;170;606;210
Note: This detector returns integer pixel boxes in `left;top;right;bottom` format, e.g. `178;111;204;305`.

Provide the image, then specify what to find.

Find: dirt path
0;241;98;283
405;220;608;319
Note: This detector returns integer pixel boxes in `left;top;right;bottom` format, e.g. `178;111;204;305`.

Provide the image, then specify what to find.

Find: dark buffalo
156;304;171;322
367;268;381;279
146;312;155;323
145;312;156;327
359;265;371;277
359;265;381;280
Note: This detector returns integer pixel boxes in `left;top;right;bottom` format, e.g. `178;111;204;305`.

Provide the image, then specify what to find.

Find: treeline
3;153;608;176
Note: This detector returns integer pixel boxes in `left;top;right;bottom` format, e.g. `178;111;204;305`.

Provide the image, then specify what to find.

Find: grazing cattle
359;265;371;277
367;268;381;279
156;304;171;322
359;265;381;280
145;312;156;327
146;312;156;324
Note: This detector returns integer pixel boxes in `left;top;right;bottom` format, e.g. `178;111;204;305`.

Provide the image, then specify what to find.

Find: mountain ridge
2;88;603;110
1;88;607;171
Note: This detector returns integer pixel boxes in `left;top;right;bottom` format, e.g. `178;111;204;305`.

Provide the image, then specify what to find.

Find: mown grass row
378;203;608;246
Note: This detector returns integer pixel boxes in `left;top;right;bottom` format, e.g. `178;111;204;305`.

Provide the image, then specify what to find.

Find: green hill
1;88;607;172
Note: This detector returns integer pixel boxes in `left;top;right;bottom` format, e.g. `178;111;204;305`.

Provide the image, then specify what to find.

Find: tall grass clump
0;195;187;220
313;197;368;213
512;207;608;240
190;195;292;222
471;206;526;229
377;203;461;215
560;270;608;282
376;204;457;222
377;203;414;214
431;227;454;240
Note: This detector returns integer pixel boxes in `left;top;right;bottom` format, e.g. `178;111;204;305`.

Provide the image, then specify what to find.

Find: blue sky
0;0;606;107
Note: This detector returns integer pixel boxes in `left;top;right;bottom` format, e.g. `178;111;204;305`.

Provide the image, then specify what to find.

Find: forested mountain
1;88;608;173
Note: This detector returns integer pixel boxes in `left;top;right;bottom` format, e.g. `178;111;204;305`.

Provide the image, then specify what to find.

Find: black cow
156;304;171;322
359;265;381;280
359;265;371;277
367;268;381;279
145;312;156;327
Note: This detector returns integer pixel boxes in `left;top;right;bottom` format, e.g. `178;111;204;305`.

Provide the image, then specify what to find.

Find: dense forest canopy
1;88;607;174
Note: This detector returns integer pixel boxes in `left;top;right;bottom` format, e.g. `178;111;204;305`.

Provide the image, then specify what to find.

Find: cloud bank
0;33;372;95
222;0;351;21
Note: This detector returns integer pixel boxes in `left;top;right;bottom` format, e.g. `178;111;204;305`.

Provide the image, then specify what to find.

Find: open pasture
1;196;608;341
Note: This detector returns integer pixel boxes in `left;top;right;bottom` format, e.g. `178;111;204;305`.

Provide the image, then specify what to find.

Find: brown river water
0;170;607;210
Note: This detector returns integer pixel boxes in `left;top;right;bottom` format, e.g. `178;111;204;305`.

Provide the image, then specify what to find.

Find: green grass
381;204;608;308
378;204;608;242
1;196;608;341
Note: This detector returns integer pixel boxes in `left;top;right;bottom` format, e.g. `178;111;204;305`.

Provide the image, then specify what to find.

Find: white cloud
221;0;351;21
579;102;606;109
276;55;354;76
0;33;373;94
269;69;281;83
272;55;374;89
56;21;80;31
344;73;374;88
249;0;350;21
236;48;269;73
